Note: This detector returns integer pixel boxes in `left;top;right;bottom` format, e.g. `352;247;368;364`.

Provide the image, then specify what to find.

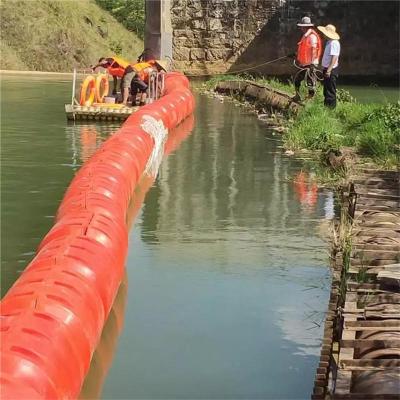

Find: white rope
141;115;168;177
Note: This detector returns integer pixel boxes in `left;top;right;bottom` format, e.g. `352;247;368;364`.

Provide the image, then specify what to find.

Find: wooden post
71;68;77;105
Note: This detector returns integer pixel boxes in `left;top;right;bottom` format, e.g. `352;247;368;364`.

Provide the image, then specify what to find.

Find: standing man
318;24;341;108
293;16;322;101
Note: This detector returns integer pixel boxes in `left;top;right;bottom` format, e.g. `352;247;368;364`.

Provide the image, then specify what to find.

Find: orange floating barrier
1;72;195;399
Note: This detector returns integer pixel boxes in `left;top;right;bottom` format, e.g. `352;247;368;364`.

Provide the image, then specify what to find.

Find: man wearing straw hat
318;24;341;108
130;60;168;106
293;16;322;102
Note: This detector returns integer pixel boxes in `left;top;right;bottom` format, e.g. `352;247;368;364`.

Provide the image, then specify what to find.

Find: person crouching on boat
130;60;168;106
91;56;131;96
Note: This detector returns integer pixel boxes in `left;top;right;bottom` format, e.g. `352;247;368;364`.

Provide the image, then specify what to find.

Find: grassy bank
205;75;399;170
0;0;143;72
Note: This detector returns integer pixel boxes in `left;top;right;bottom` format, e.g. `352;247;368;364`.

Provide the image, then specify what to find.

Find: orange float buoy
95;74;109;103
79;75;96;106
1;72;196;400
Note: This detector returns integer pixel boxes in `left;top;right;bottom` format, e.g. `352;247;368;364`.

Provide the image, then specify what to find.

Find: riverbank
204;76;399;180
0;70;75;77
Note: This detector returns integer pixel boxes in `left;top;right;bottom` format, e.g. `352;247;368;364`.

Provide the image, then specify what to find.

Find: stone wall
171;0;285;74
171;0;399;78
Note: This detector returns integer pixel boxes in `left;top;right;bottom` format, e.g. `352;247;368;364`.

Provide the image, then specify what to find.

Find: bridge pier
144;0;172;61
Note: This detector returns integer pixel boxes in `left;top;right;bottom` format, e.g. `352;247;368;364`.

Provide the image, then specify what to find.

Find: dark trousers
323;67;339;108
294;66;316;96
130;77;148;96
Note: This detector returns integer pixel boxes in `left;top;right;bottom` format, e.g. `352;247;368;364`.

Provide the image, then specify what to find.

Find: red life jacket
296;29;322;66
107;56;131;78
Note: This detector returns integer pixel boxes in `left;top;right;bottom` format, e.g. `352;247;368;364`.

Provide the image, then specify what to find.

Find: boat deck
65;104;138;121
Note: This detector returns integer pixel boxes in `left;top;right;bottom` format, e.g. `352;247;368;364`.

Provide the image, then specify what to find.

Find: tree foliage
95;0;145;39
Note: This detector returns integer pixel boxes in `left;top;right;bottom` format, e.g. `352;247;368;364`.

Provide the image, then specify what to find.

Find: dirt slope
0;0;144;72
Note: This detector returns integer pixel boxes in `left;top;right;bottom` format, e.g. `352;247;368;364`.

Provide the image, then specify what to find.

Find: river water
2;74;392;399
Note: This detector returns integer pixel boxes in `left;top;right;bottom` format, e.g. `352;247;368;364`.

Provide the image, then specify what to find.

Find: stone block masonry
171;0;399;79
172;0;284;75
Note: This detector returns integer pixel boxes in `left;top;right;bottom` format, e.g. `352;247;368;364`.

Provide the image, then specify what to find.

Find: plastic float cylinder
61;175;132;210
86;152;139;187
3;272;105;348
32;239;125;314
163;72;190;93
124;108;168;130
1;308;91;398
57;193;126;222
61;181;128;212
0;375;46;400
70;162;136;201
134;100;178;129
38;212;128;267
158;99;180;128
1;72;195;400
106;133;153;168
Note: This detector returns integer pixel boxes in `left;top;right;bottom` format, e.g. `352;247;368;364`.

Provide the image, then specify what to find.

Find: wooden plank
377;270;400;287
336;300;357;394
351;249;400;259
339;359;400;370
356;205;400;212
353;243;400;251
333;394;400;399
357;201;399;208
352;228;400;237
356;293;400;304
357;194;400;203
345;320;399;328
340;339;400;348
344;325;400;331
350;258;400;266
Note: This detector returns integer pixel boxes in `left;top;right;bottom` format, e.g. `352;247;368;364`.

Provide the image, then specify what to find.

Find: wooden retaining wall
313;168;400;400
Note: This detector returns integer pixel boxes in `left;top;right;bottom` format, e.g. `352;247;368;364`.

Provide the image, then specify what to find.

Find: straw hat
317;24;340;40
154;59;169;71
297;16;314;27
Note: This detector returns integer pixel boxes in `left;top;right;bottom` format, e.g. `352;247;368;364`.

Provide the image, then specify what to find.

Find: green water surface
2;74;394;399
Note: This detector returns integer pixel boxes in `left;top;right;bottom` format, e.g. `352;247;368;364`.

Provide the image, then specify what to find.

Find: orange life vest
133;62;155;82
107;56;131;78
296;29;322;66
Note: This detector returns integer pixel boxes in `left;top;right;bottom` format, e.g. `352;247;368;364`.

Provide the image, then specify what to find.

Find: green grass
0;0;143;72
204;74;240;89
286;100;400;167
207;74;399;168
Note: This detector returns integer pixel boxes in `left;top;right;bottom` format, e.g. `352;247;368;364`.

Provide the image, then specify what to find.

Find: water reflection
64;123;120;168
293;171;318;211
101;95;331;399
79;272;128;400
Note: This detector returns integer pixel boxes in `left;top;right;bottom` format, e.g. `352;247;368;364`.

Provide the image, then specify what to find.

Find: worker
293;16;322;102
137;48;156;62
128;60;168;106
91;56;132;95
317;24;341;108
